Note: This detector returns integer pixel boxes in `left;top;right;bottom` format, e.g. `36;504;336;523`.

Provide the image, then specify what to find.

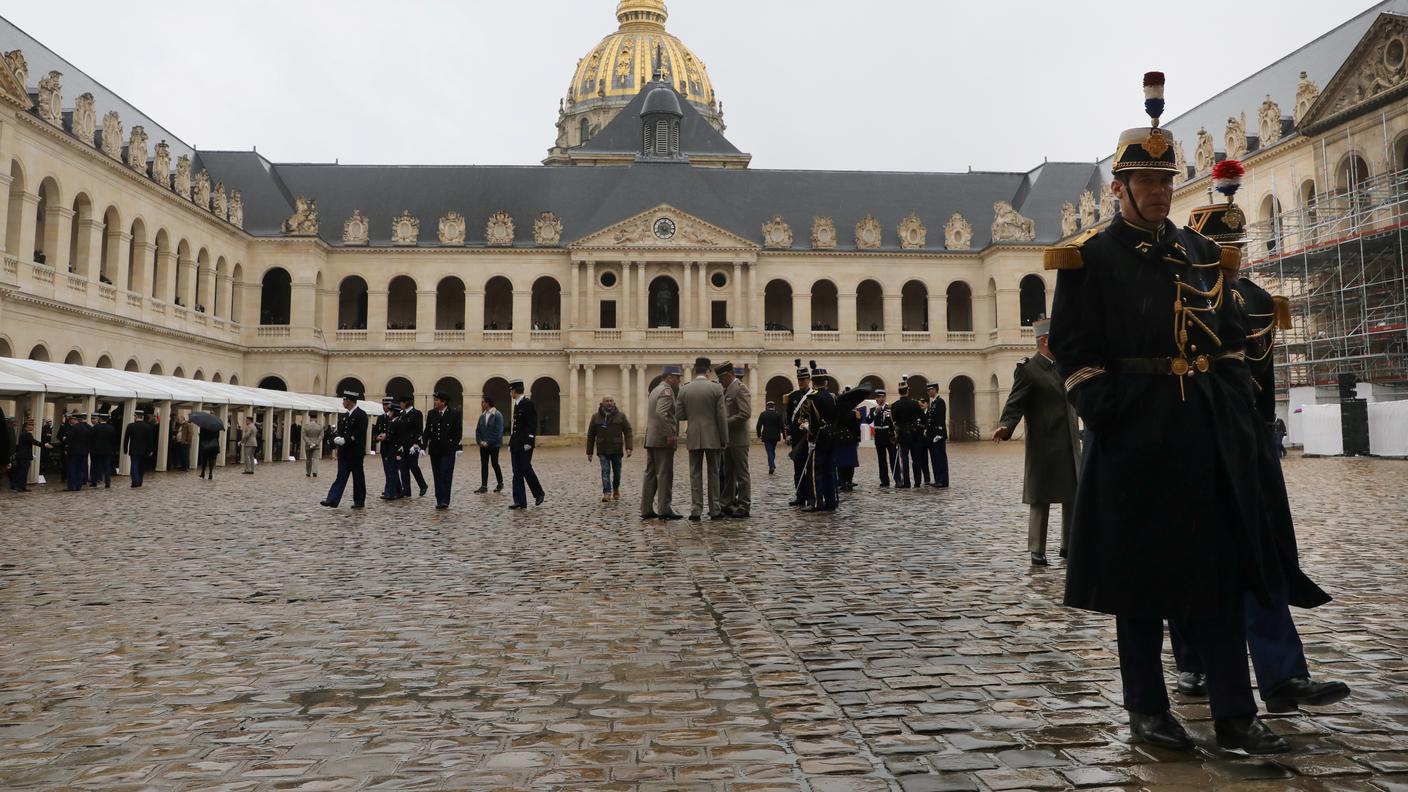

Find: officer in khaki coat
301;413;325;477
641;364;683;520
716;363;752;518
678;357;728;520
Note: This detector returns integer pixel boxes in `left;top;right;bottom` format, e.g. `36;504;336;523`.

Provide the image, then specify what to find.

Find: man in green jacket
586;395;633;503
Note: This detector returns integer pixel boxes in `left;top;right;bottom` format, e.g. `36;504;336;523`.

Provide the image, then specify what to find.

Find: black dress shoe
1264;676;1351;713
732;511;750;518
474;487;487;494
787;499;800;507
419;486;428;497
1177;671;1208;698
319;500;335;507
660;513;684;521
1215;715;1290;754
1129;710;1193;750
879;482;890;488
688;515;702;522
494;483;504;492
435;504;448;510
640;512;658;520
350;504;365;509
1030;553;1049;566
534;494;545;506
508;504;526;510
1058;547;1068;559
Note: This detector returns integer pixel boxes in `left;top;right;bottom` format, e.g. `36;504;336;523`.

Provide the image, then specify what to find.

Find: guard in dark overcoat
890;380;923;488
506;379;543;509
321;390;369;509
1047;72;1315;755
122;408;157;488
994;318;1082;565
397;395;429;498
425;390;465;510
782;361;815;508
923;382;949;487
863;390;895;487
375;402;405;500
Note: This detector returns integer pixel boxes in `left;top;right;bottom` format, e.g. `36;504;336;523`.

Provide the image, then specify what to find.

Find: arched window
96;354;113;368
531;276;561;330
946;281;973;332
901;280;928;332
764;280;793;332
648;276;679;328
1260;194;1283;251
35;176;61;265
338;276;369;329
68;193;92;274
173;366;186;378
335;377;366;398
948;375;976;441
809;280;838;331
124;358;139;372
29;343;50;361
765;375;793;410
385;376;414;402
856;279;883;332
579;118;591;145
259;267;292;325
1019;275;1047;326
988;278;999;330
436;276;465;330
386;275;417;329
1337;154;1371;215
433;377;464;411
258;376;288;391
484;276;513;329
481;377;511;414
531;377;562;435
64;350;83;366
4;159;24;255
150;362;163;375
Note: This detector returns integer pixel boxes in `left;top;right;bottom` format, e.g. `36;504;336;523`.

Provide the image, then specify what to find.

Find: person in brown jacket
585;395;633;503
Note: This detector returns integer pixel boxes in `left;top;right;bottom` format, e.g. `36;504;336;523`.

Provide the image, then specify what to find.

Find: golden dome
565;1;721;124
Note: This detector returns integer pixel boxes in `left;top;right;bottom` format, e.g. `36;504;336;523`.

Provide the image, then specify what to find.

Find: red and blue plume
1212;159;1245;199
1143;71;1165;124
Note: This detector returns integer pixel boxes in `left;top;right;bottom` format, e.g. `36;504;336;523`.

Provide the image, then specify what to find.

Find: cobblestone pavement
1;444;1405;791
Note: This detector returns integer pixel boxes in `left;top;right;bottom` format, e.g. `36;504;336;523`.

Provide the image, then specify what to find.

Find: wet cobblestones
0;444;1404;790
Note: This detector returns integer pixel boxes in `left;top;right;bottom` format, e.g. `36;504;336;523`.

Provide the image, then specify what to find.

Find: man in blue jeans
586;395;633;502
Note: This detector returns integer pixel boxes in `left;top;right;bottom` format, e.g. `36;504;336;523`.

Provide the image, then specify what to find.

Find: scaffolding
1242;165;1408;391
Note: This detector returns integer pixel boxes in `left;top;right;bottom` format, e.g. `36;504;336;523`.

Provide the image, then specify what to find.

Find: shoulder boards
1272;295;1293;330
1043;228;1097;271
1219;244;1241;274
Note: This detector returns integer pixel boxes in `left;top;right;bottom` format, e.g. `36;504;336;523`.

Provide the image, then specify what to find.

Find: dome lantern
616;0;667;30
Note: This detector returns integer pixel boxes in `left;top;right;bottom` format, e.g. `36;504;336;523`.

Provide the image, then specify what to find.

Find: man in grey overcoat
301;413;325;477
641;364;683;520
993;318;1081;565
678;357;728;520
716;362;752;518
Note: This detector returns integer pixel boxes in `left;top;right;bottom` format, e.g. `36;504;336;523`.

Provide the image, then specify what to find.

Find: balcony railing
902;331;931;344
434;330;465;343
707;329;734;341
337;329;368;343
385;329;416;344
645;328;684;341
946;331;975;344
482;330;513;343
3;255;16;277
126;293;143;308
594;329;622;342
530;329;561;343
31;264;54;284
98;284;117;302
811;330;840;342
856;331;885;343
65;274;87;293
763;330;793;343
1020;326;1035;339
256;325;292;339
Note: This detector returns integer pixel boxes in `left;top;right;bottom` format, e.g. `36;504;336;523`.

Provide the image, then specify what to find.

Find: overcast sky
4;0;1369;172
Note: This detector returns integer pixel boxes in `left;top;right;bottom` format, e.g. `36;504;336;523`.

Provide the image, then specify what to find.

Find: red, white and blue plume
1143;71;1166;125
1212;159;1245;201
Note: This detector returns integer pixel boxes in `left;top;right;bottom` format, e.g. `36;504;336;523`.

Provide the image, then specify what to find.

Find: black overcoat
997;355;1081;505
334;408;368;460
1049;216;1323;620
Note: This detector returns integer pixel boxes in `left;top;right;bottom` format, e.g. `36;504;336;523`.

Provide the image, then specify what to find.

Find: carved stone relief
944;212;972;250
897;212;926;249
194;169;211;209
534;212;563;246
486;211;516;246
127;125;149;173
1224;113;1247;160
855;214;882;249
762;215;793;249
283;197;319;236
36;70;61;126
4;50;28;93
1098;183;1115;222
100;111;123;160
343;209;369;245
1194;127;1215;175
438;211;466;245
174;155;192;199
1060;202;1078;237
1259;95;1283;146
1330;22;1408;119
391;210;420;245
1293;71;1320;124
229;191;244;228
151;142;171;188
213;182;227;218
811;216;837;250
1078;189;1097;228
990;201;1035;242
71;92;96;145
1173;140;1188;186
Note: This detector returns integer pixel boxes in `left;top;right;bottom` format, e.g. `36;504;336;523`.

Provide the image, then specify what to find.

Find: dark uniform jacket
333;408;369;460
66;422;93;455
92;422;120;455
425;406;464;456
782;387;820;459
834;404;862;448
509;397;537;448
15;430;42;461
1049;215;1325;619
864;403;894;447
754;409;784;443
891;396;923;443
399;407;425;451
123;420;156;457
924;397;948;443
1232;278;1280;425
998;354;1081;505
373;414;399;457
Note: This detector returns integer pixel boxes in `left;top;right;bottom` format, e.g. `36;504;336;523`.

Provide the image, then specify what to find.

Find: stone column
157;246;178;302
290;279;316;330
997;287;1021;331
697;262;707;328
217;404;230;466
0;173;11;253
11;192;39;262
933;294;948;335
262;409;275;464
46;205;74;272
732;262;743;327
197;266;216;314
584;364;595;430
416;289;436;338
792;291;811;342
283;409;294;460
749;264;762;330
636;262;648;329
27;392;45;485
634;363;648;431
111;231;132;295
585;260;596;330
567;363;579;439
883;293;901;343
155;400;171;471
838;290;858;340
128;241;154;296
76;218;104;280
118;397;138;475
178;254;197;307
367;289;388;342
512;289;530;342
619;363;632;432
748;364;760;422
215;273;232;319
681;262;692;328
466;285;484;335
565;261;578;330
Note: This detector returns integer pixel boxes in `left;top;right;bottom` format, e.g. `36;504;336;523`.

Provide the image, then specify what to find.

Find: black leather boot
1176;671;1207;697
1264;677;1351;713
1128;710;1193;750
1214;715;1290;754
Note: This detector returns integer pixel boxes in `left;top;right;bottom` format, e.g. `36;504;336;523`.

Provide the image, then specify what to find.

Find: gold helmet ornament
1112;72;1180;175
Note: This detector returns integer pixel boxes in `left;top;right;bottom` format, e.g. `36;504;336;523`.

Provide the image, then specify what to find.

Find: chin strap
1119;174;1155;226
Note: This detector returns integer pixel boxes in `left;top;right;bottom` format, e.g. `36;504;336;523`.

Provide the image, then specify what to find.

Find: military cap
794;358;811;379
926;381;939;392
1112;72;1180;175
398;394;416;404
766;400;776;407
713;360;733;376
386;402;401;413
132;408;146;417
508;379;526;391
733;367;745;377
1188;159;1247;244
661;364;683;376
341;389;362;400
694;356;712;370
432;390;452;401
1032;318;1052;338
70;412;86;419
381;395;394;404
874;389;886;396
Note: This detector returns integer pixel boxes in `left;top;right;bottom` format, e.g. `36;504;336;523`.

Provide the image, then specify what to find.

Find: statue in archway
650;282;677;327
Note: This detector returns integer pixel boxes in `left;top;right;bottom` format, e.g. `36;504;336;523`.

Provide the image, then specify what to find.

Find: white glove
333;436;346;447
523;444;531;452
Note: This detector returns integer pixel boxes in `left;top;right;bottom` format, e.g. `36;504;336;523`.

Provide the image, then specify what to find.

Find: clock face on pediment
653;217;677;239
570;204;760;250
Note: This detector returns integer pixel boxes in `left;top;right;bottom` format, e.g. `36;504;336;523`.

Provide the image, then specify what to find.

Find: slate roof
0;16;195;161
577;80;744;158
196;151;1102;250
1098;0;1408;172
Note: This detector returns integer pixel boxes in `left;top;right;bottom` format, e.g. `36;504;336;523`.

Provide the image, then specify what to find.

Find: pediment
570;204;758;251
1299;13;1408;132
0;54;30;110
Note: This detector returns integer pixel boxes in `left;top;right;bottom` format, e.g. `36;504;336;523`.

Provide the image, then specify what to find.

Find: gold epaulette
1272;295;1292;330
1043;228;1098;271
1219;244;1241;274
